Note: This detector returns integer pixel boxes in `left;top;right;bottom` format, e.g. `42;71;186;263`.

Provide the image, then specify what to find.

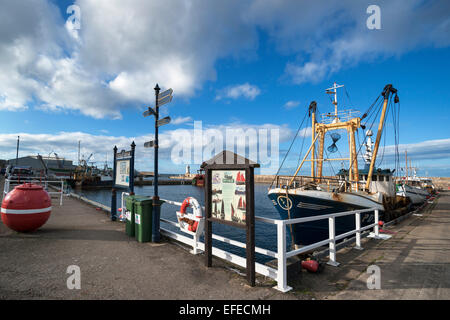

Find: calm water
72;183;292;263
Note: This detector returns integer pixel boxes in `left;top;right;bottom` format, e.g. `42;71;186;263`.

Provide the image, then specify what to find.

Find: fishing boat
192;169;205;187
396;184;426;205
420;177;436;194
67;160;113;189
268;83;402;247
396;152;429;204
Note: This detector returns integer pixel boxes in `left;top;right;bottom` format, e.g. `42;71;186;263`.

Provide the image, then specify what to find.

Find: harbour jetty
1;176;449;299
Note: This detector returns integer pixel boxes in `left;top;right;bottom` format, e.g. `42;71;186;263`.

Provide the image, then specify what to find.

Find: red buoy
1;183;52;232
301;260;319;273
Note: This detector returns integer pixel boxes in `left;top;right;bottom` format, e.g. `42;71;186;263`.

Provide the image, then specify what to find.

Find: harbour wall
431;177;450;190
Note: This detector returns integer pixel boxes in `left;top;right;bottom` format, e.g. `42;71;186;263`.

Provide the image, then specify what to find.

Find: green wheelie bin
125;195;147;237
134;197;153;243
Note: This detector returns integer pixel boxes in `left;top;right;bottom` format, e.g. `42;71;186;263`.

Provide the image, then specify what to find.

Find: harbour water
72;183;292;263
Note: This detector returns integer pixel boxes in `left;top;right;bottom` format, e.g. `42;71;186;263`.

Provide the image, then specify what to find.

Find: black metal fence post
130;141;136;196
152;84;161;242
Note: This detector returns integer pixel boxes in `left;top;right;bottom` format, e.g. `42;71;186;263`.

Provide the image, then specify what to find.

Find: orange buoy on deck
301;260;319;273
1;183;52;232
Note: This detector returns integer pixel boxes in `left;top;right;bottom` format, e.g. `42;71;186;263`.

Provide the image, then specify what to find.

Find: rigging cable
347;94;384;176
269;107;309;189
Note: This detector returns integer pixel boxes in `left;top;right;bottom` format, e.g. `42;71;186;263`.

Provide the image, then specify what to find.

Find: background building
6;155;76;176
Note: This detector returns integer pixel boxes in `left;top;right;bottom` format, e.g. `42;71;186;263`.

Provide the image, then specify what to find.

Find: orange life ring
179;197;202;232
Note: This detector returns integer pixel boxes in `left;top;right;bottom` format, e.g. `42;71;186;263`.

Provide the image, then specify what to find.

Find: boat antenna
325;82;344;122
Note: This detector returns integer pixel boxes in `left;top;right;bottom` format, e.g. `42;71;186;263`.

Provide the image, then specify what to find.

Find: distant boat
396;184;426;205
192;169;205;187
396;152;429;205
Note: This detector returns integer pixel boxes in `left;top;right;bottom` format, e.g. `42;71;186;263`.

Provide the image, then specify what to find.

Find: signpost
202;151;259;287
142;107;156;117
157;94;173;107
156;116;171;127
143;84;173;242
111;141;136;221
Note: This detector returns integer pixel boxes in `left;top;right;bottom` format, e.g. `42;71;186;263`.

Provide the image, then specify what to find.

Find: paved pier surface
1;177;449;299
293;191;450;300
0;185;290;300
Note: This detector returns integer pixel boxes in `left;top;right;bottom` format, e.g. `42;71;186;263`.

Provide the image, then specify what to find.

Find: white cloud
284;100;300;109
0;121;292;172
259;0;450;84
171;116;193;125
216;83;261;101
384;138;450;161
0;0;258;118
2;130;449;175
0;0;448;117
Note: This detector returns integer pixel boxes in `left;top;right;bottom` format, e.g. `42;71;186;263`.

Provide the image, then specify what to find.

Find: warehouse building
6;155;76;176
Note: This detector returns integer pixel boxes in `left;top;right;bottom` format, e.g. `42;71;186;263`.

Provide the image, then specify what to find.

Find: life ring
179;197;202;232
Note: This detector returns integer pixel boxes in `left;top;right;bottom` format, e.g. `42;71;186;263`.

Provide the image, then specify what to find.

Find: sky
0;0;449;176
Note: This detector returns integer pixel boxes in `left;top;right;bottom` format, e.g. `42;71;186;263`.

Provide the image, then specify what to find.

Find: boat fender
179;197;203;232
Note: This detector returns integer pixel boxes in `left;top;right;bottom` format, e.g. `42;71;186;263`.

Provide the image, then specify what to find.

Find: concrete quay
0;176;449;300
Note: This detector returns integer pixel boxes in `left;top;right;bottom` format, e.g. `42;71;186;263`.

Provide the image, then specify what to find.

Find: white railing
154;198;387;293
3;178;65;206
120;192;130;221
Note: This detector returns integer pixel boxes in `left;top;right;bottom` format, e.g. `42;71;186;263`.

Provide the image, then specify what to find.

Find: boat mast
310;101;317;178
365;84;397;191
290;83;362;188
327;82;344;123
405;150;408;183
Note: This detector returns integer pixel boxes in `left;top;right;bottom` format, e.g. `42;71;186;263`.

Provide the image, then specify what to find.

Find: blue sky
0;0;449;176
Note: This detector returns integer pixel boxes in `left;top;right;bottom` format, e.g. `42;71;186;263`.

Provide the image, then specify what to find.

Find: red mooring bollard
1;183;52;232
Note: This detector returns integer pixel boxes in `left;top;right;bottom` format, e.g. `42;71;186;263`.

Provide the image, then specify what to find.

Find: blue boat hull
268;191;378;246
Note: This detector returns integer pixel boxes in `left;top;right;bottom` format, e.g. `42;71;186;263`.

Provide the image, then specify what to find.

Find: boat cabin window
372;175;377;181
364;175;368;181
379;176;384;182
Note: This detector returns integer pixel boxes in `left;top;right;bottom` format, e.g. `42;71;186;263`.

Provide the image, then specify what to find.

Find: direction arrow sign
143;107;157;117
144;140;155;148
156;116;171;127
158;88;173;100
157;94;173;107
